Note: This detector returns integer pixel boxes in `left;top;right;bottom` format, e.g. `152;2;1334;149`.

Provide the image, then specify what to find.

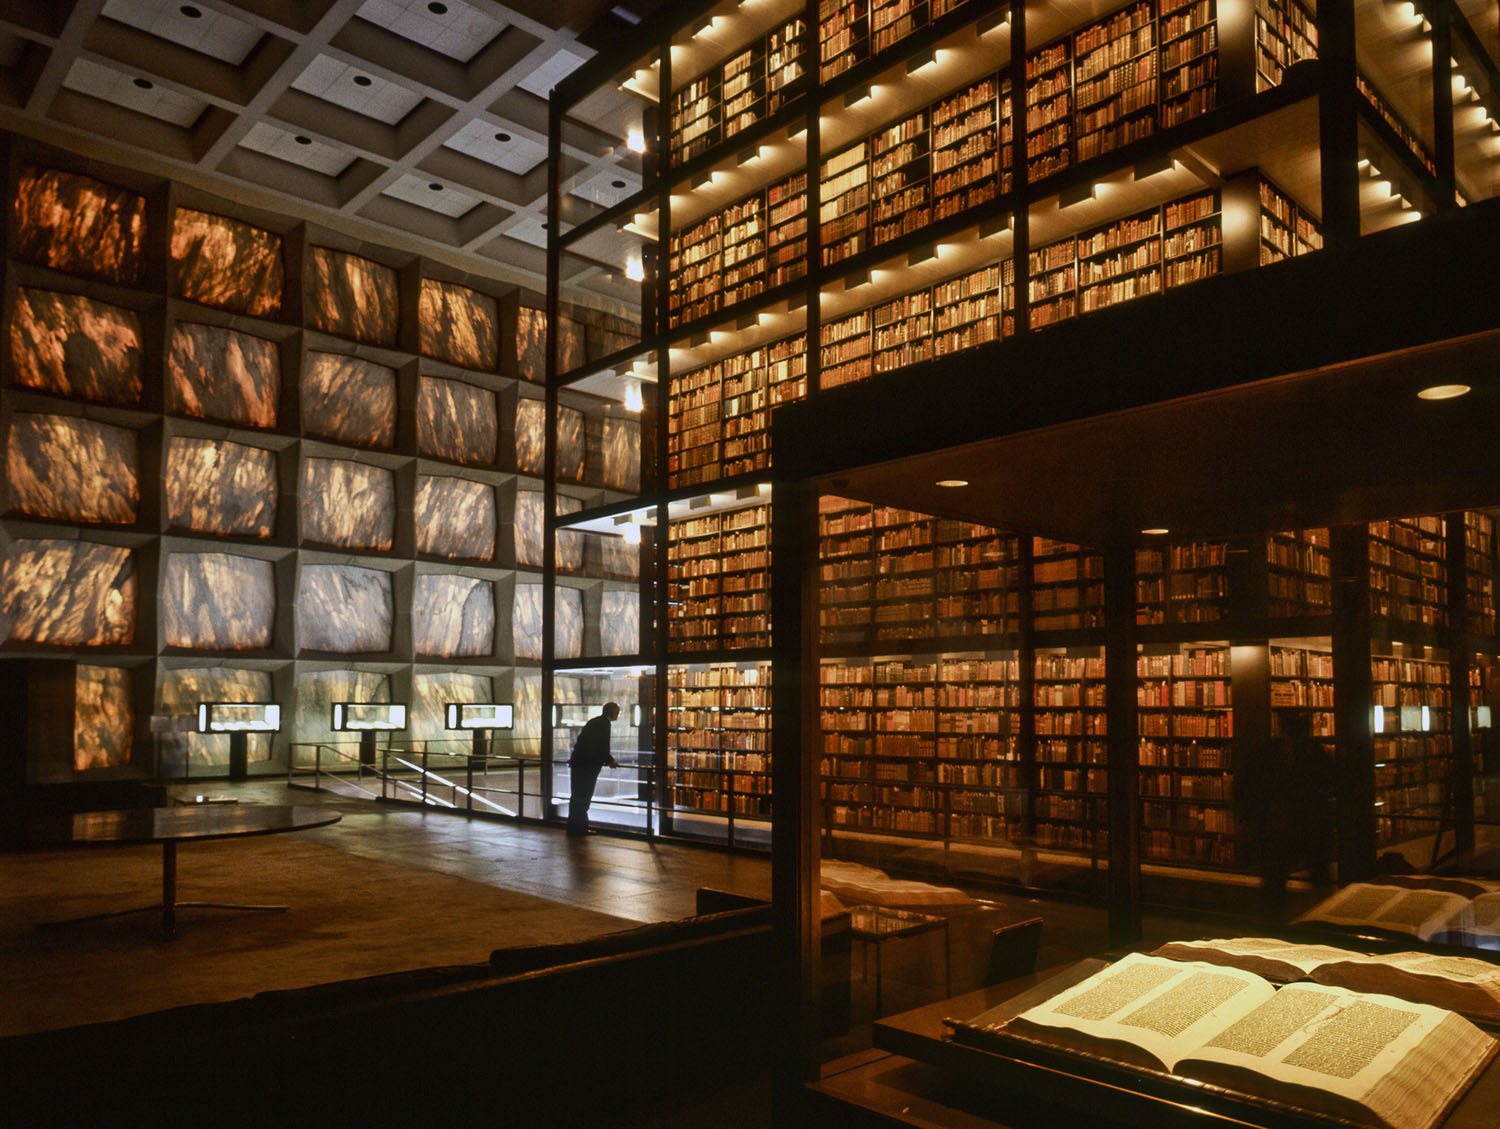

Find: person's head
603;701;620;722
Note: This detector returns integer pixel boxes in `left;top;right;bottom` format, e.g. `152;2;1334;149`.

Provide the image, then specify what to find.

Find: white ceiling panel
516;45;589;97
355;0;506;63
102;0;263;64
239;121;357;176
443;117;546;173
64;57;207;126
383;172;481;216
291;54;424;123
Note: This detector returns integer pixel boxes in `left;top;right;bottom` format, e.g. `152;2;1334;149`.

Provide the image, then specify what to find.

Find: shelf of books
1159;0;1217;127
668;211;723;327
1269;641;1335;738
667;662;772;823
667;360;722;487
1253;0;1317;91
1033;647;1108;856
1369;515;1448;628
872;108;932;246
1372;647;1452;846
1031;537;1106;631
1472;654;1496;827
820;651;1026;841
767;172;809;289
1073;2;1157;163
818;497;1021;646
1137;643;1236;868
669;15;809;167
1258;174;1323;265
1031;188;1223;328
1026;38;1072;180
1467;512;1497;637
1357;73;1439;179
933;75;1013;218
821;140;872;267
819;0;980;83
1267;528;1332;617
668;503;772;651
1134;539;1230;626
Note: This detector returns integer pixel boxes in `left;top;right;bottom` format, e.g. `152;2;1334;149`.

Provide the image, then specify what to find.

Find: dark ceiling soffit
771;196;1500;482
552;1;677;109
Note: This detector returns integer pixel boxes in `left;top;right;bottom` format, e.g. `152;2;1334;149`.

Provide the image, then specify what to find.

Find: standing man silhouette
567;701;619;836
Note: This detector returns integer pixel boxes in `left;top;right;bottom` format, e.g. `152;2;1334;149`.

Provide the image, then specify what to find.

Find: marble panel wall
10;289;144;404
171;209;284;318
306;247;399;346
411;671;493;747
291;669;390;762
13;166;146;285
1;539;135;645
300;459;395;550
600;531;641;580
515;397;544;476
512;670;541;754
168;323;280;428
600;590;640;657
413;574;494;657
297;565;393;653
75;665;135;771
512;583;583;660
162;552;275;650
516;306;545;381
557;314;586;374
416;476;494;560
558;405;585;482
159;666;274;767
302;353;397;448
601;417;641;492
557;493;584;571
417;376;496;465
419;278;498;371
165;438;277;537
514;489;543;568
6;414;139;524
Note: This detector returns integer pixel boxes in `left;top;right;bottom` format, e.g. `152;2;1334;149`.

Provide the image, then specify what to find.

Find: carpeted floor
0;835;636;1038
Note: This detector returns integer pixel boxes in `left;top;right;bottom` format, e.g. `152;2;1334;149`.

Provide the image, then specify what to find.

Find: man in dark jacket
567;701;619;836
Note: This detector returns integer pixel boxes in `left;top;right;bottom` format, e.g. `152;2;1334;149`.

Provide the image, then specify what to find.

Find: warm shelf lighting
906;49;936;75
623;379;644;412
936;479;969;488
845;85;871;107
1416;383;1471;400
626;129;646;153
622;522;642;545
1141;527;1169;535
624;257;645;281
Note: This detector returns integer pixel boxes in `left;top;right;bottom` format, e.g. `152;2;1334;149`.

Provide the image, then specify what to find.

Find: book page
1007;953;1275;1071
1297;884;1471;939
1181;984;1497;1129
1152;937;1364;980
1310;950;1500;1019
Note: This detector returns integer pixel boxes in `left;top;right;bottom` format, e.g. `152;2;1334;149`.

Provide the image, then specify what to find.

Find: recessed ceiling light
936;479;968;488
1416;383;1471;400
428;1;448;12
353;75;372;87
494;131;511;142
429;182;443;191
294;135;312;145
1142;527;1169;535
133;77;153;89
179;4;202;16
611;179;627;189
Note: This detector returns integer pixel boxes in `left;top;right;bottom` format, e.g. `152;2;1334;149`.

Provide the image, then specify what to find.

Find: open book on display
1296;883;1500;947
956;952;1496;1129
1151;937;1500;1022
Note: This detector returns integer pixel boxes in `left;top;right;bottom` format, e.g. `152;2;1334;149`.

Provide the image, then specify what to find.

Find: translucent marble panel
515;397;544;476
75;665;134;771
171;208;284;317
514;489;543;568
513;670;541;754
557;493;583;571
557;314;586;374
160;667;274;768
516;306;545;382
558;405;584;482
600;589;640;657
165;438;276;537
413;574;494;657
168;323;281;428
7;413;139;524
300;458;395;550
13;166;146;285
10;289;144;404
292;669;390;757
306;247;399;346
162;552;275;650
600;531;641;580
417;376;496;465
416;476;495;560
418;278;498;371
512;583;582;660
1;539;135;645
411;671;493;747
601;417;641;492
302;352;397;448
297;565;393;653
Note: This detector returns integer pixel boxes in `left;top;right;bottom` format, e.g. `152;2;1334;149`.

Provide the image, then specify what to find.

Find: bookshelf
1078;205;1162;315
668;211;723;326
1267;528;1333;617
1258;174;1323;264
1467;512;1497;637
667;360;722;487
667;662;772;825
1072;1;1157;163
1137;643;1236;867
1270;642;1335;738
1357;73;1439;178
1372;648;1453;846
871;108;932;246
1254;0;1318;92
767;172;809;289
1031;537;1105;631
932;75;1012;218
820;140;871;267
1160;0;1218;127
668;503;771;651
1026;38;1072;181
1369;515;1448;628
1134;539;1230;625
819;0;870;82
671;70;721;167
1033;648;1108;855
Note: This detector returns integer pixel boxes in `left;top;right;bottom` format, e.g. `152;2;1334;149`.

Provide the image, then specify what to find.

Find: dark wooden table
22;804;341;938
